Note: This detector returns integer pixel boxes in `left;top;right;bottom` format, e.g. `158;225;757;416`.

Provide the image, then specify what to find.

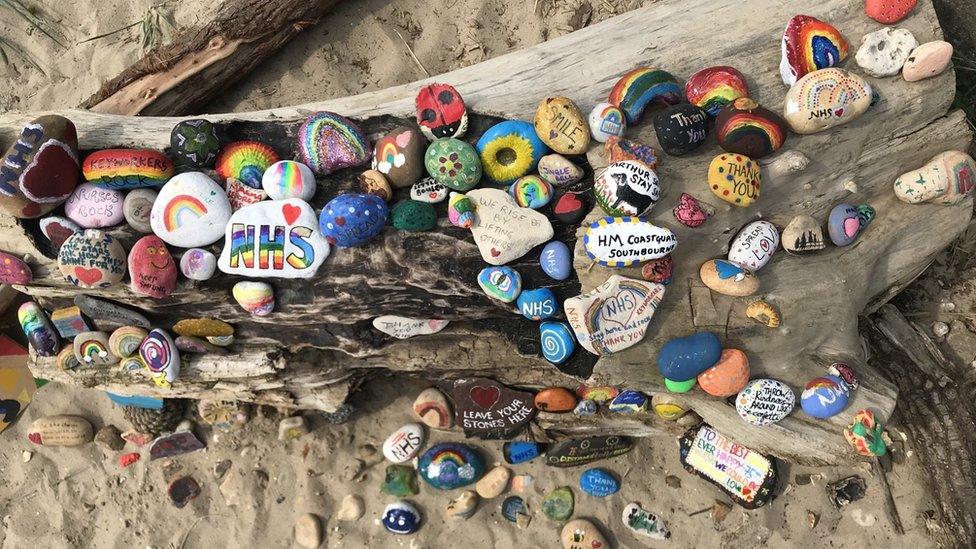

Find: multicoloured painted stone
58;230;126;288
608;68;683;124
170;119;221;168
73;330;115;366
540;240;571;280
903;40;954;82
50;306;88;339
587;102;626;143
224;177;267;211
827;203;861;246
468;188;554;265
697;348;750;397
413;387;453;430
372;126;426;189
509;175;553;209
0;115;79;219
38;216;79;250
416;83;468;140
653;103;708;156
57;345;80;370
855;27;918;78
382;501;422;535
715;98;788;158
64;183;124;228
502;495;530;527
129;235;177;298
707;153;761;207
418;442;485;489
541;486;574;521
735;378;796;425
685;66;750;117
140;328;180;388
261;160;316;201
478;265;521;302
82;149;173;189
0;251;30;285
232;281;275;316
318;193;388;247
641;255;674;285
783;68;872;134
583;216;676;267
565;275;665;356
746;300;781;328
150;172;233;247
372;316;449;339
424;138;482;192
410;177;448;204
216;141;279;189
108;326;147;358
517;287;557;320
447;191;475;229
18;302;59;356
700;259;759;296
358;169;392;201
801;375;850;419
728;220;779;271
623;503;671;540
672;192;712;228
382;464;420;497
594;160;660;216
297;112;370;176
537;154;583;187
534;96;590;155
391;200;437;231
579;468;619;497
893;151;976;205
651;393;688;420
123;188;157;233
560;519;609;549
857;204;876;230
657;331;722;382
576;386;620;403
476;120;548;185
605;136;658;168
180;248;216;281
534;387;577;413
779;15;850;86
678;424;778;508
540;321;575;364
844;409;887;456
608;390;648;413
782;214;826;253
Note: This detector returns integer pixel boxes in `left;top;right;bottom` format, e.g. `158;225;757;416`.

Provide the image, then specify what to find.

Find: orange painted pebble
534;387;578;413
697;349;750;397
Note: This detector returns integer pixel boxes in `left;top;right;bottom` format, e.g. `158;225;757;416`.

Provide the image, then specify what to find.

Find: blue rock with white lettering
318;193;389;247
574;399;598;416
517;288;557;320
579;468;620;497
657;332;722;382
608;390;648;413
539;241;572;281
503;441;543;464
540;321;575;364
800;375;851;419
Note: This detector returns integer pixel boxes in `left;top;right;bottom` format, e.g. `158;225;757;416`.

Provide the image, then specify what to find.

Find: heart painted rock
150;172;232;247
122;188;157;233
64;183;124;228
782;214;826;253
391;200;437;231
784;68;873;134
517;288;557;321
672;192;713;228
827;203;861;246
565;275;666;356
641;255;674;285
715;98;788;158
685;65;750;117
866;0;917;23
0;251;30;285
697;348;750;397
653;103;708;156
736;378;796;425
382;501;422;535
779;15;849;86
540;240;571;280
0;115;79;219
534;96;591;155
39;215;80;250
541;486;574;521
552;190;590;225
503;441;544;464
50;306;89;339
218;198;330;278
657;331;722;382
129;235;177;298
58;230;127;288
509;175;553;209
297;112;370;176
358;169;392;201
477;265;522;303
700;259;759;296
261;160;316;201
410;177;448;203
27;415;93;446
708;153;761;207
232;281;275;316
451;377;535;439
179;248;217;281
583;216;676;267
319;193;389;247
623;503;671;540
413;387;453;430
855;27;918;78
587;102;627;142
18;302;59;356
560;519;609;549
608;390;648;413
545;435;633;467
678;424;778;508
468;188;554;265
475;465;512;499
538;154;584;187
728;220;779;271
893;150;976;205
216;141;279;188
373;126;426;189
534;387;577;413
476;120;548;185
373;316;449;339
140;328;180;388
383;422;426;463
605;136;659;168
73;330;116;366
608;67;683;124
801;375;850;419
170;119;221;168
109;326;147;358
424;138;482;192
903;40;954;82
82;149;174;189
579;468;619;497
416;83;468;140
418;442;485;489
540;321;576;364
594;160;660;216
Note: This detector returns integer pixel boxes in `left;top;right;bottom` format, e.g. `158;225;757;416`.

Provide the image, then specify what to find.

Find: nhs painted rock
139;328;180;388
735;378;796;426
319;193;388;247
477;265;521;303
540;240;571;280
728;220;779;271
893;151;976;205
827;203;861;246
564;275;665;356
503;441;543;464
218;199;330;278
418;442;485;489
0;115;79;219
800;375;850;419
784;68;872;134
657;331;722;382
594;160;660;216
587;102;627;142
517;288;557;321
382;422;426;463
150;172;232;248
468;188;554;265
58;230;127;289
540;321;575;364
583;216;676;268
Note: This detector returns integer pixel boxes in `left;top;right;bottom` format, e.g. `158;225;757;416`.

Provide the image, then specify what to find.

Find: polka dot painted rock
410;177;448;203
128;235;177;299
657;331;722;382
58;230;126;288
139;328;180;388
801;375;850;419
866;0;917;24
82;149;173;190
170;119;221;168
39;216;80;251
478;265;521;302
0;115;79;219
653;103;708;156
537;154;583;187
261;160;316;201
372;126;426;189
587;102;626;143
715;98;788;158
509;175;553;209
608;67;683;124
583;216;677;267
893;150;975;205
64;183;124;228
903;41;954;82
565;275;665;356
179;248;216;281
150;172;232;248
700;259;759;296
297;112;370;176
319;193;388;247
827;203;861;246
540;240;571;280
476;121;548;185
424;138;482;192
123;188;157;233
0;251;31;285
391;200;437;231
517;288;557;321
540;321;575;364
707;154;761;207
685;66;750;117
855;27;918;78
594;160;660;216
697;348;750;397
216;141;279;189
728;220;779;271
779;15;849;86
534;96;590;155
416;83;468;140
418;442;485;490
232;281;275;316
784;68;873;134
736;378;796;426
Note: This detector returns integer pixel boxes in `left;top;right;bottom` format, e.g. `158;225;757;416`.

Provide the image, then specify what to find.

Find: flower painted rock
218;199;330;278
623;503;670;540
140;328;180;388
542;486;574;522
697;348;750;397
779;15;849;86
418;442;485;489
540;321;575;364
128;235;177;298
150;172;232;247
373;126;426;189
903;41;953;81
39;216;80;251
0;115;79;219
373;316;449;339
782;214;826;253
170;119;221;168
579;468;619;497
653;103;708;156
424;138;481;192
358;169;392;201
477;265;521;302
608;67;683;124
560;519;609;549
715;98;788;158
565;275;665;356
855;27;918;78
413;387;453;430
58;230;126;288
801;375;850;419
476;465;512;499
545;435;633;467
736;378;796;425
18;302;59;356
383;422;426;463
594;160;660;216
509;175;553;209
122;188;156;233
641;255;674;285
844;409;888;456
179;248;216;281
517;288;557;320
728;220;779;271
587;102;627;142
608;390;648;413
27;415;93;446
73;330;115;366
476;120;548;185
537;154;583;187
707;153;761;207
784;68;873;134
82;149;173;189
391;200;437;231
657;332;722;382
468;188;554;265
216;141;279;189
64;183;124;228
504;441;543;465
534;387;577;413
0;252;30;285
605;136;658;168
552;190;590;225
672;192;713;227
232;281;275;316
297;112;370;176
382;501;421;535
540;240;571;280
451;377;536;439
866;0;916;23
261;160;316;201
534;96;590;155
410;177;448;204
416;83;468;140
319;193;388;247
746;300;781;328
827;203;862;246
700;259;759;296
109;326;147;359
685;66;750;117
893;150;976;205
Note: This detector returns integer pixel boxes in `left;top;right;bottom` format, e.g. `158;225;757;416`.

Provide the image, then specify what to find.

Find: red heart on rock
834;108;845;118
282;204;301;225
21;141;79;205
74;267;103;286
554;193;583;215
469;385;500;409
865;0;916;23
490;248;501;257
27;432;41;444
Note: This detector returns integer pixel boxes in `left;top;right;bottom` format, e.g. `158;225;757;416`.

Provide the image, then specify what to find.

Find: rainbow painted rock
707;153;761;207
534;96;590;155
700;259;759;296
319;193;388;247
476;120;548;185
109;326;148;359
50;306;88;339
594;160;660;216
73;330;116;367
413;387;453;430
447;191;475;229
372;126;426;189
170;119;221;168
779;15;849;86
232;281;275;317
150;172;232;248
583;216;676;267
82;149;174;189
800;375;850;419
57;230;127;288
0;251;31;285
607;67;683;124
418;442;485;489
216;141;279;188
416;83;468;140
565;275;665;356
509;175;553;209
893;151;976;205
587;102;626;143
605;136;658;168
684;66;750;117
784;68;872;134
261;160;316;201
715;98;788;158
18;302;59;356
64;183;125;228
736;378;796;426
128;235;177;298
844;409;887;456
477;265;521;303
139;328;180;388
424;138;482;192
0;115;79;219
297;112;371;176
827;203;861;246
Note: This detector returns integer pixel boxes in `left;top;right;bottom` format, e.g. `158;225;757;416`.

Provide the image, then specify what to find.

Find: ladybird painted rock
416;83;468;140
82;149;174;189
0;115;79;219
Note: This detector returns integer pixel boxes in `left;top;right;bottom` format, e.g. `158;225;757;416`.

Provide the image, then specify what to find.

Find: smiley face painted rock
318;193;389;247
700;259;759;296
383;500;422;535
416;83;468;140
0;115;79;219
783;68;872;134
565;275;666;356
587;102;626;143
534;96;591;155
707;154;761;207
18;302;59;357
139;328;180;388
728;220;779;271
779;15;849;86
150;172;232;248
594;160;660;216
58;230;127;289
827;203;861;246
736;378;796;426
82;149;174;189
128;235;177;298
373;126;426;189
64;183;125;228
893;151;976;205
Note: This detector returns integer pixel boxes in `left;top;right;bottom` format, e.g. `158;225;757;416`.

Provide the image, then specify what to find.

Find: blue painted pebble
657;332;722;382
540;321;575;364
574;399;598;416
418;442;485;490
827;203;861;246
501;495;529;523
383;500;421;535
579;468;620;497
503;441;543;464
540;241;572;281
608;390;648;413
477;265;522;303
517;288;557;321
800;375;850;419
319;193;388;247
476;121;549;185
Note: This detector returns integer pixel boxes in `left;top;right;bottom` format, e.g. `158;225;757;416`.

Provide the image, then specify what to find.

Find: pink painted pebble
903;41;953;82
64;183;125;228
128;235;178;298
0;251;31;285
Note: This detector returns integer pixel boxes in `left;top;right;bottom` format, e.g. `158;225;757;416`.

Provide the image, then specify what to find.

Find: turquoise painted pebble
319;193;388;247
517;288;557;321
418;442;485;490
540;241;571;281
391;200;437;231
608;390;648;413
503;441;543;464
540;321;575;364
579;468;620;497
573;399;597;417
857;204;876;230
657;332;722;382
477;266;521;303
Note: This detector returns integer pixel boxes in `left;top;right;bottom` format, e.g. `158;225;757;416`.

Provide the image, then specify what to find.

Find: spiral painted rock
539;321;575;364
139;329;180;388
684;66;750;117
779;15;849;86
715;98;788;158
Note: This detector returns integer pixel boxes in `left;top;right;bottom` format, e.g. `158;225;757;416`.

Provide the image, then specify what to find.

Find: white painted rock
727;220;779;271
561;519;608;549
468;188;554;266
180;248;217;281
294;513;323;548
150;171;232;247
217;198;330;278
565;275;666;356
475;465;511;499
409;177;448;203
64;183;124;228
588;102;627;142
123;188;157;233
57;229;127;288
413;387;453;429
781;214;826;254
373;316;449;339
382;422;425;463
583;216;676;268
537;154;584;187
27;415;93;446
903;40;954;82
855;27;917;77
594;160;660;216
735;378;796;426
893;150;976;205
261;160;316;201
622;502;671;540
783;68;873;134
139;328;180;388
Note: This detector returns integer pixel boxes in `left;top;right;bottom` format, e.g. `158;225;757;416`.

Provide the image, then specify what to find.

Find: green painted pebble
391;200;437;231
424;138;482;191
541;486;574;522
381;464;419;497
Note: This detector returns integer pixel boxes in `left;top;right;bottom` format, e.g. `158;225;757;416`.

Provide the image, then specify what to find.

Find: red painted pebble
865;0;916;23
0;251;31;285
119;452;141;467
128;235;178;298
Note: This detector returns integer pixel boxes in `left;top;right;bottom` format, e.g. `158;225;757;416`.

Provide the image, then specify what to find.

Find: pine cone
122;398;187;435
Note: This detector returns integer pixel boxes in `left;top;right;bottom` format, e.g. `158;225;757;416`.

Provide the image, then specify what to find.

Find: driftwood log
0;0;971;465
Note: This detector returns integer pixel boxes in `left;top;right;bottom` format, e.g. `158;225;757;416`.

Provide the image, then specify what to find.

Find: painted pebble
657;331;722;382
413;387;453;429
58;230;127;288
476;120;548;185
576;386;620;403
579;468;619;497
697;348;750;397
594;160;660;216
57;346;80;370
574;399;597;416
746;300;781;328
844;409;888;456
27;415;93;446
502;496;531;527
665;377;697;393
0;115;79;219
608;390;648;413
517;288;557;321
653;103;708;156
150;172;232;247
297;112;370;176
410;177;448;204
715;98;788;158
373;316;449;339
319;193;388;247
736;378;796;425
180;248;217;281
779;15;849;86
651;394;688;420
605;136;659;168
827;203;862;246
373;126;426;189
587;102;627;142
560;519;609;549
382;501;421;535
707;153;761;207
540;321;576;364
782;214;826;253
545;435;633;467
383;422;426;463
641;255;674;285
381;466;419;497
475;465;511;499
391;200;437;231
552;191;590;225
508;175;552;209
445;491;479;520
540;241;571;280
534;387;577;413
623;503;671;540
503;441;543;465
830;362;860;390
39;216;80;250
728;220;779;271
893;150;976;205
170;119;221;168
261;160;316;201
18;302;59;356
358;169;392;201
109;326;148;358
233;281;275;316
534;96;591;155
468;188;554;265
685;65;750;117
173;318;233;339
140;328;180;388
447;192;475;228
82;149;173;189
216;141;279;188
176;336;226;355
0;251;30;285
478;265;522;303
418;442;485;489
64;183;124;228
128;235;177;298
565;275;665;356
608;67;683;124
700;259;759;296
784;68;873;134
672;192;713;227
424;138;481;192
416;83;468;140
866;0;917;23
538;154;584;187
50;306;88;339
225;177;267;211
855;27;918;77
542;486;574;522
858;204;876;230
801;375;850;419
122;188;156;233
903;41;953;81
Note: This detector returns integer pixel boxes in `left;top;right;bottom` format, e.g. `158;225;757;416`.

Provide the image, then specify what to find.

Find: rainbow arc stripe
162;194;208;232
608;68;683;124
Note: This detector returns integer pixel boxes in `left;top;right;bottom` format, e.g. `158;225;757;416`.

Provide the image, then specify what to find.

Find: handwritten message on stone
565;275;665;356
583;217;676;267
451;377;536;439
468;188;553;265
683;425;774;507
